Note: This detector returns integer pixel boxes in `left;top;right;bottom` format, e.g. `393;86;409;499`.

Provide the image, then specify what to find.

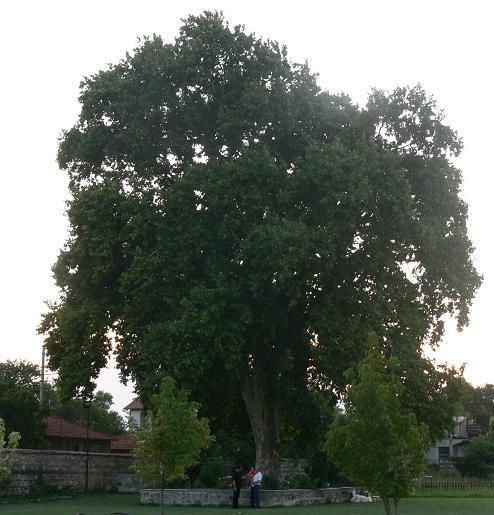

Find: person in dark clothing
231;465;242;508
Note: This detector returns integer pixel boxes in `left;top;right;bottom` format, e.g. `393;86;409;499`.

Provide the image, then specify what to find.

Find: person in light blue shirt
253;469;262;508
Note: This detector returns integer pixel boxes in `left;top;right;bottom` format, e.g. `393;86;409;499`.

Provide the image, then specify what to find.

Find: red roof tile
124;399;144;410
45;416;114;441
111;435;136;451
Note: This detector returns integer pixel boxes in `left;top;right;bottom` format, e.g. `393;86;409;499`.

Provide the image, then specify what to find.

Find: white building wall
129;409;142;427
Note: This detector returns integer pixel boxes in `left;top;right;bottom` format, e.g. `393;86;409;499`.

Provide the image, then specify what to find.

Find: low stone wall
140;487;357;507
1;449;132;495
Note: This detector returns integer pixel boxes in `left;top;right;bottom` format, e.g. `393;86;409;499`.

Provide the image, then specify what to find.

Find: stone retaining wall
1;449;132;494
140;487;357;507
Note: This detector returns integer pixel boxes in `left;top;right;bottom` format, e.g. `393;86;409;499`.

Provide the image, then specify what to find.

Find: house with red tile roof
43;399;145;454
110;434;135;454
44;415;114;453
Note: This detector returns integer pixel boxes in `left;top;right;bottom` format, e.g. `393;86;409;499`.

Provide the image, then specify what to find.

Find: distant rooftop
124;399;143;411
45;415;114;441
110;434;135;452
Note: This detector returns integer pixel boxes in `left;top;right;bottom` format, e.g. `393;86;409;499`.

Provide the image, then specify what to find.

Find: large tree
40;12;480;474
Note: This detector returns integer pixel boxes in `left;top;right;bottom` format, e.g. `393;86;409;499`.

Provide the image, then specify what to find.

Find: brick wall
1;449;132;495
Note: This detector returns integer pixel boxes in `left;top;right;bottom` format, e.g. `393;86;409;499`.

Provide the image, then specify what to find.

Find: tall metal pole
84;400;91;492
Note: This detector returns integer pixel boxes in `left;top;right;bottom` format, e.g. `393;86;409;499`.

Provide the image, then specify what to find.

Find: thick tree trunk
238;366;281;477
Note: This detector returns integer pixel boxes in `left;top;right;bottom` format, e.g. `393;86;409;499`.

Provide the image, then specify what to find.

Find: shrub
284;474;315;489
454;433;494;478
197;457;228;487
306;454;347;487
262;472;280;489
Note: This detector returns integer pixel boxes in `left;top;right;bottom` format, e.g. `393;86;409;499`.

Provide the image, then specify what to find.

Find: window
439;446;450;460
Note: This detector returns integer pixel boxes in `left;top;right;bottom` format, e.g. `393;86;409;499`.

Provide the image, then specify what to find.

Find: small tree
131;377;213;514
325;334;429;515
0;418;21;482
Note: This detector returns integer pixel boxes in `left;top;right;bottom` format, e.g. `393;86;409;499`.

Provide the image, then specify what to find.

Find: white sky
1;0;493;413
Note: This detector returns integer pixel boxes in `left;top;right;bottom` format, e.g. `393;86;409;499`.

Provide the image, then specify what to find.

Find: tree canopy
40;11;481;473
0;361;44;448
48;390;126;435
461;383;494;432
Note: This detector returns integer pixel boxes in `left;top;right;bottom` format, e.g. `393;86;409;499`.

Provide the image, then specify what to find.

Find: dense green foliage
0;361;44;448
40;11;481;471
131;377;212;513
461;383;494;432
48;390;126;435
326;334;430;515
195;457;229;488
454;432;494;478
0;418;21;481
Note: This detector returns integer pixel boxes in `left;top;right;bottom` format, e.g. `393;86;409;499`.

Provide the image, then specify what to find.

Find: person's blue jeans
254;484;261;507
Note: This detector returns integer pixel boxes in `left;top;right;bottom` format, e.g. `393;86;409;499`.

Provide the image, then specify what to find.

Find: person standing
253;468;263;508
231;465;242;508
248;466;256;508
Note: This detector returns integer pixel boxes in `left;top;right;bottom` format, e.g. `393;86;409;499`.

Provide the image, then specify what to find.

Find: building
124;399;144;428
44;415;114;453
110;434;135;454
427;416;483;465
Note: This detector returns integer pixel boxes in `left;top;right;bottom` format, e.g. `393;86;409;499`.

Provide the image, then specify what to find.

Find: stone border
140;487;359;507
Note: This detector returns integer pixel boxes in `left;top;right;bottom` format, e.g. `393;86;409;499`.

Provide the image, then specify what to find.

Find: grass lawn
1;495;494;515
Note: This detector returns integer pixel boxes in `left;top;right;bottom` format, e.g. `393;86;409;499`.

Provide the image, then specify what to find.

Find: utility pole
83;398;92;491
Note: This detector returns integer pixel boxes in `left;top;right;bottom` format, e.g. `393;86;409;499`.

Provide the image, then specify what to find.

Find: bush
262;472;280;489
453;433;494;478
197;457;229;487
306;454;350;487
283;474;316;489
